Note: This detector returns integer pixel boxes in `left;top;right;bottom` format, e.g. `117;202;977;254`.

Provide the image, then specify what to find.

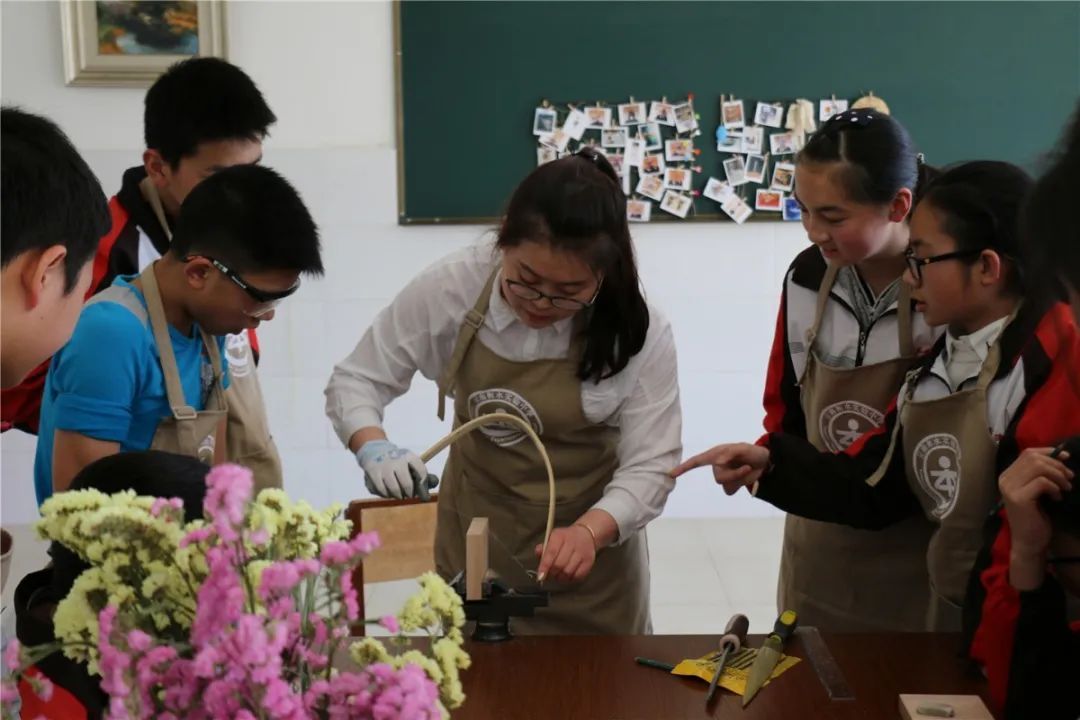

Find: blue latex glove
355;440;438;500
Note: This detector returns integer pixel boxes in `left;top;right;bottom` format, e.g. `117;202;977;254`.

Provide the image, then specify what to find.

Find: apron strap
139;177;174;242
436;269;499;421
140;263;214;420
897;279;915;357
865;372;915;488
867;303;1019;486
800;262;841;383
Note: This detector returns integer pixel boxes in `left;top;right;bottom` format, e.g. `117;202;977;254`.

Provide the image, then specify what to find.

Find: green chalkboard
396;1;1080;224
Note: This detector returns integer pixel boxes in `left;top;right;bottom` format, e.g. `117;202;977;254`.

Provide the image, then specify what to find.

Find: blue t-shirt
34;276;230;506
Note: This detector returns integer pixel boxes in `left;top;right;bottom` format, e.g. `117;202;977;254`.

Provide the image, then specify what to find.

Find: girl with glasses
674;160;1079;638
758;109;943;633
325;148;682;634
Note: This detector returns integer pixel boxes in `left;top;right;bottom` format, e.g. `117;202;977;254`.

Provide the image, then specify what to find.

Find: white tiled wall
1;1;808;526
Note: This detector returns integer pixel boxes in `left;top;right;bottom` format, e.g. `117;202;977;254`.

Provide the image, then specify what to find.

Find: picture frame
703;177;734;204
61;0;227;87
636;173;666;201
723;155;748;186
649;101;674;126
663;167;692;191
722;99;745;129
771;161;796;191
754;101;784;128
782;196;803;221
618;101;648;126
665;139;694;163
627;198;653;222
745;154;768;184
756;188;784;212
601;127;629;148
660;191;692;218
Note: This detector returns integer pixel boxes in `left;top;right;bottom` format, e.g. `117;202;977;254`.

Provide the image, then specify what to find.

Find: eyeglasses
186;256;301;317
504;278;602;311
904;247;984;286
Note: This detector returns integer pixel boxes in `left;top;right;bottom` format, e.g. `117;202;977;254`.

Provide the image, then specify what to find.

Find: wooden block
466;517;489;601
899;694;993;720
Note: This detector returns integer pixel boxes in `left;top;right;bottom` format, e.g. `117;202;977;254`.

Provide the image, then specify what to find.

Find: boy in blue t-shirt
35;165;324;504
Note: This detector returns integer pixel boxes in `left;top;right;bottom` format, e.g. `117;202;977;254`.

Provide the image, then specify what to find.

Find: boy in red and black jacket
1;57;276;434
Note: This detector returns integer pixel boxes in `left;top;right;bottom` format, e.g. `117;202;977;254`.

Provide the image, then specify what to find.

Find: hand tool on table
705;613;750;707
743;609;798;708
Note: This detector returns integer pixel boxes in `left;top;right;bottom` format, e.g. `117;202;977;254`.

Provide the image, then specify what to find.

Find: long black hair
496;147;649;382
1022;101;1080;296
798;109;938;207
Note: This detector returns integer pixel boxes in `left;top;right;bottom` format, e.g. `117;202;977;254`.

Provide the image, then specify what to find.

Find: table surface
452;632;995;719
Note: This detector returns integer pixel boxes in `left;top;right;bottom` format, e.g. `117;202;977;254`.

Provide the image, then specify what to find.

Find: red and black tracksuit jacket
0;167;259;434
753;299;1079;716
758;245;938;444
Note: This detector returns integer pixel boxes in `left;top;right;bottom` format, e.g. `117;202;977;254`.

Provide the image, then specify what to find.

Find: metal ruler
796;626;855;701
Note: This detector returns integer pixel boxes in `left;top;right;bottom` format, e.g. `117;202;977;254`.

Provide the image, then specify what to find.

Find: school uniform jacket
754;300;1078;530
758;245;939;443
0;167;259;434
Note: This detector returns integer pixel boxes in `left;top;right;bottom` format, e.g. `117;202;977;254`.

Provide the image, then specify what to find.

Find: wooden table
453;633;995;719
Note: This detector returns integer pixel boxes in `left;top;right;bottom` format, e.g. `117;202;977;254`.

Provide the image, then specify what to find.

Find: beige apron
778;263;936;632
139;264;227;460
140;178;283;490
433;271;651;635
869;325;1007;631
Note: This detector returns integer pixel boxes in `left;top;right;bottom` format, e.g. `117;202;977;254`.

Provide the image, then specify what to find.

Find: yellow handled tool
743;609;798;707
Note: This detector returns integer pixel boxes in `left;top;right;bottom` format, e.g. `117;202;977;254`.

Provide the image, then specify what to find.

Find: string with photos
531;95;703;223
706;92;853;223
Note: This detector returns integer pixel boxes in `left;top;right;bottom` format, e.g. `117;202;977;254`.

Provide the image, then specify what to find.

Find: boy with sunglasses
1;58;285;486
33;165;322;504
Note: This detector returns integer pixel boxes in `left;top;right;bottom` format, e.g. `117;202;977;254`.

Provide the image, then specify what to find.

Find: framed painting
61;1;227;87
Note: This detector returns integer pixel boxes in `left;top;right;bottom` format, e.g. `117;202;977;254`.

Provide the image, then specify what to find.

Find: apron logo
912;433;962;519
225;333;252;378
467;388;543;447
818;401;884;453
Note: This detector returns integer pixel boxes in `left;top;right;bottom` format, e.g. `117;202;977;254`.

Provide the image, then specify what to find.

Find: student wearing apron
1;57;283;488
326;149;682;634
966;105;1080;720
676;161;1078;631
34;165;321;502
760;109;941;631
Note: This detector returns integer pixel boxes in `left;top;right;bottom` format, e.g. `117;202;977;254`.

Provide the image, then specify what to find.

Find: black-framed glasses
186;256;300;317
504;278;602;311
904;247;984;286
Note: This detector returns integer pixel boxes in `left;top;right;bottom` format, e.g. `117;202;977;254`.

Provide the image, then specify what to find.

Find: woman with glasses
756;109;943;633
326;148;681;634
969;105;1080;720
33;165;321;505
674;160;1080;634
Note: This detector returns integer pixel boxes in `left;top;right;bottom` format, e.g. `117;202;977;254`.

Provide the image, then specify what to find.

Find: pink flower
258;559;319;601
179;526;213;548
191;547;246;647
202;464;254;542
379;615;400;635
150;496;184;518
3;639;22;672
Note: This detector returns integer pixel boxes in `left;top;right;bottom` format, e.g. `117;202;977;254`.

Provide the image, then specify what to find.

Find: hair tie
826;108;876;129
916;152;926;166
575;148;602;165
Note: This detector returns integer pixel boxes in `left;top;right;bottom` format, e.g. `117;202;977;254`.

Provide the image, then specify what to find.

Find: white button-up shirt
325;242;682;542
